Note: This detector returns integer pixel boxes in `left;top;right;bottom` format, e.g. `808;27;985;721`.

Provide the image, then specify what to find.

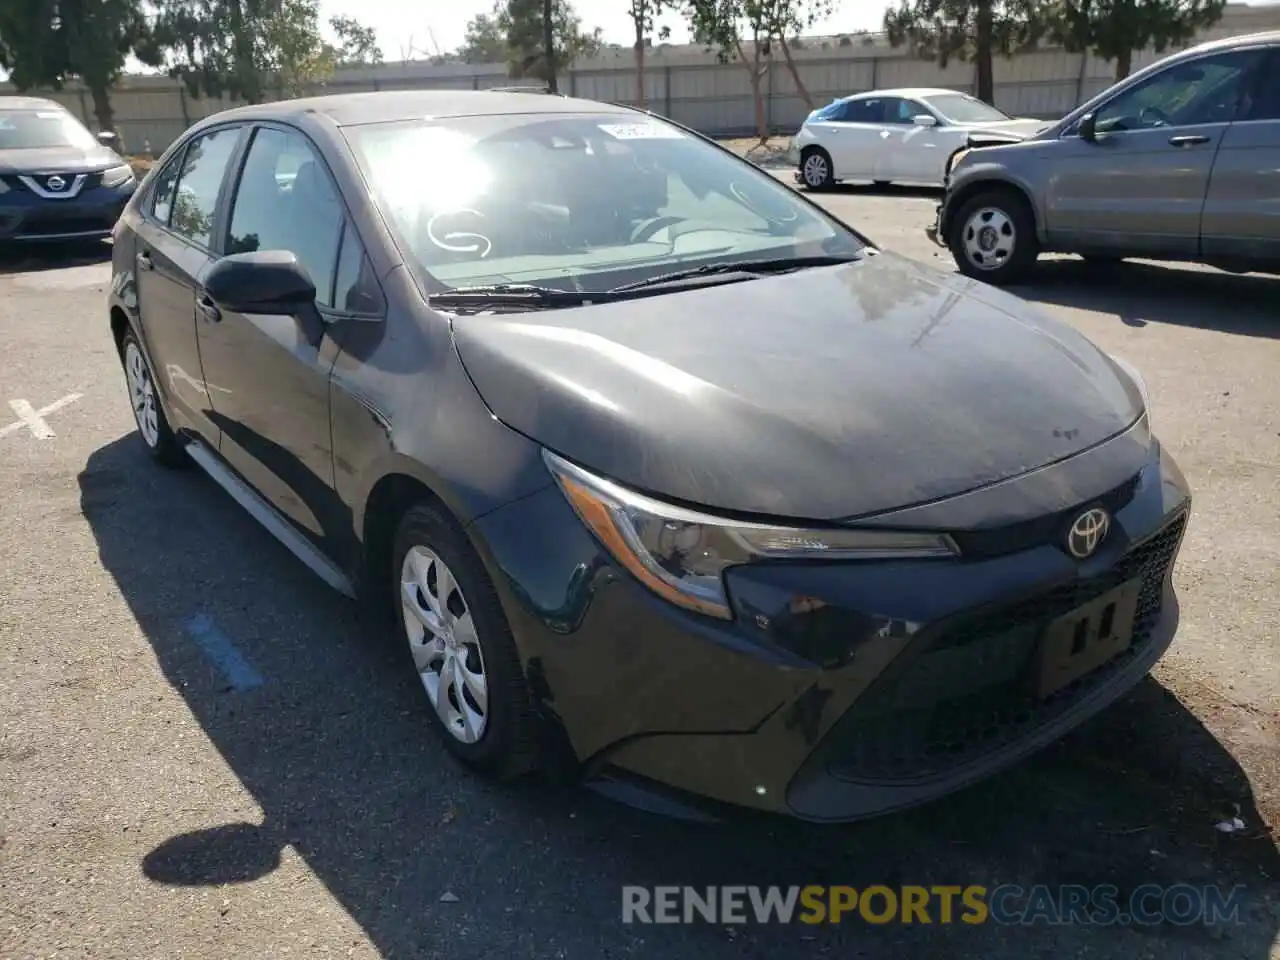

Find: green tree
327;14;383;66
1046;0;1225;82
0;0;163;133
762;0;834;109
627;0;671;110
686;0;775;142
458;7;508;63
458;1;601;83
883;0;1045;103
154;0;350;103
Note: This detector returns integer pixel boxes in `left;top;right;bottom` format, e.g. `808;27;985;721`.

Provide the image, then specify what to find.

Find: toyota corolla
106;90;1191;823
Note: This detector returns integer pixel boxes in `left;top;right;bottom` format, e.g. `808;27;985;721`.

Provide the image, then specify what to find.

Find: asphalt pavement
1;195;1278;960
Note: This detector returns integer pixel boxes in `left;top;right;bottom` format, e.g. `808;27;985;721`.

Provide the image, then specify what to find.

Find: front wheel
393;501;538;781
948;189;1039;286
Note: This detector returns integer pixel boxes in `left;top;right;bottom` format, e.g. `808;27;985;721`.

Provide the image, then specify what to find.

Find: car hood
451;251;1144;521
954;118;1053;139
0;144;122;175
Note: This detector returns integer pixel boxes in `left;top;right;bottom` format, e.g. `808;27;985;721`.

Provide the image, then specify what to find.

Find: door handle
195;293;221;323
136;250;154;271
1168;134;1211;147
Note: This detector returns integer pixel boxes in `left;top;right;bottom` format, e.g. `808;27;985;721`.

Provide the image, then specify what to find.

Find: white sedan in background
790;87;1052;190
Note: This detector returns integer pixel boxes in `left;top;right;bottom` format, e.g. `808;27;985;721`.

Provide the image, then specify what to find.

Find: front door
132;124;245;438
194;123;349;554
1201;48;1280;264
1043;48;1267;258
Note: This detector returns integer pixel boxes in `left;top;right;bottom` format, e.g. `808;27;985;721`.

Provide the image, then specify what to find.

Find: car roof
844;88;965;101
196;90;640;130
0;95;69;112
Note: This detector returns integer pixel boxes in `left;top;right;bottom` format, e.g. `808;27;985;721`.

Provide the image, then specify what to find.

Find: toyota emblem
1066;508;1111;559
45;175;66;191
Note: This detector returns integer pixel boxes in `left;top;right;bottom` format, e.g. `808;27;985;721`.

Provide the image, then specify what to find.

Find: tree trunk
735;38;769;143
88;83;115;134
634;16;646;110
974;0;995;103
1115;48;1133;81
778;36;812;109
542;0;558;93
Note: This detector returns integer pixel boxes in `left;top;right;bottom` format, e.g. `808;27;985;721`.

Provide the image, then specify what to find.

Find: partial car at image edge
105;89;1192;825
0;96;137;245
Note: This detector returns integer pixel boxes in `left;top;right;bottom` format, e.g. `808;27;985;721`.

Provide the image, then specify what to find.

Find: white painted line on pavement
184;613;265;692
0;393;84;440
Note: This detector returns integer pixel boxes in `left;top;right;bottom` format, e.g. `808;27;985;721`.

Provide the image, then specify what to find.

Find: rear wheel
393;501;537;781
948;189;1039;286
120;331;185;467
800;147;834;190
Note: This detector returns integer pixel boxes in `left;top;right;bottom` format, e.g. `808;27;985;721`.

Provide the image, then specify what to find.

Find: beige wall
5;2;1278;155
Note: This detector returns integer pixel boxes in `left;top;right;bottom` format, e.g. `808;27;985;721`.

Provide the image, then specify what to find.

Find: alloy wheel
802;153;829;188
400;544;490;744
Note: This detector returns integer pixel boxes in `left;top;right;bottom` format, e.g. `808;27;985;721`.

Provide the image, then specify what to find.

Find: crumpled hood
956;118;1053;140
0;144;122;175
451;251;1144;521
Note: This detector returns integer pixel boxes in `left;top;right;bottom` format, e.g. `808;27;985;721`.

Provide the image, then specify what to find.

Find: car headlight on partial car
100;164;135;188
543;450;958;620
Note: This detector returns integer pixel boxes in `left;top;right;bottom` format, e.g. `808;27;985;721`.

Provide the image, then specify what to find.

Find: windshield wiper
607;253;863;293
428;283;599;311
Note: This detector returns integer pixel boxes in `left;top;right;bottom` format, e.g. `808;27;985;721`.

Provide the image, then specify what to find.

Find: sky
319;0;893;60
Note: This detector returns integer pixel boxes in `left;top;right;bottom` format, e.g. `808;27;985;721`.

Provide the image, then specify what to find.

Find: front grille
826;509;1187;784
949;472;1141;559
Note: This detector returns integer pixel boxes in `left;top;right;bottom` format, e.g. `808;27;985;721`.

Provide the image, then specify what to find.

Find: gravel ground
1;188;1277;960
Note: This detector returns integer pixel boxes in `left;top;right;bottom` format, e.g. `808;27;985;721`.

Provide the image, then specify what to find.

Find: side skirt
183;437;358;600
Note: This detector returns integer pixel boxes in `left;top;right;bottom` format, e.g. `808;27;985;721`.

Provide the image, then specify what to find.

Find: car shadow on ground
828;182;944;201
79;435;1279;960
0;239;111;276
1011;259;1280;340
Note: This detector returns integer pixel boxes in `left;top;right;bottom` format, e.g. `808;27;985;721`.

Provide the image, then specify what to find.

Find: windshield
342;113;865;294
922;94;1012;124
0;109;98;150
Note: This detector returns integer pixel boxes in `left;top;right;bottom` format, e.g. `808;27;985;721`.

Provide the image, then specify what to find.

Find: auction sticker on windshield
598;121;685;140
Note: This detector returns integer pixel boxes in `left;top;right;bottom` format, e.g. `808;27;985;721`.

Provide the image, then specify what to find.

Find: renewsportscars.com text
621;884;1247;926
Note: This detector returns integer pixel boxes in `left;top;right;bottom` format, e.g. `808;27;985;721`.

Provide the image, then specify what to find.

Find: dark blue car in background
0;96;136;244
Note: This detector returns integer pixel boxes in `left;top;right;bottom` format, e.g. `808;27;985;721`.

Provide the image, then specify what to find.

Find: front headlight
543;450;958;620
100;164;134;188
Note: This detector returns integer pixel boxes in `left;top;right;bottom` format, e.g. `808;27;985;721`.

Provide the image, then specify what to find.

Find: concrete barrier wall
4;2;1277;155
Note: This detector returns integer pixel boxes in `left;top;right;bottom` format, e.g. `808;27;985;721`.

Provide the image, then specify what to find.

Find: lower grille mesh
827;510;1187;784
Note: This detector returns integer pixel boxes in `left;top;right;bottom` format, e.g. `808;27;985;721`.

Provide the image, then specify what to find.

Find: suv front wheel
948;188;1039;286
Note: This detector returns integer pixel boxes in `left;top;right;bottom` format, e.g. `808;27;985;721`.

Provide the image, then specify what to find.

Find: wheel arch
944;177;1041;244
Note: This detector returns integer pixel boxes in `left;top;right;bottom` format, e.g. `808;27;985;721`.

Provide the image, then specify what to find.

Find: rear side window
169;126;242;248
843;99;884;123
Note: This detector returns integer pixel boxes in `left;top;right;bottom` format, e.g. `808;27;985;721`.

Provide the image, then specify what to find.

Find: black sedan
1;96;137;243
106;90;1191;823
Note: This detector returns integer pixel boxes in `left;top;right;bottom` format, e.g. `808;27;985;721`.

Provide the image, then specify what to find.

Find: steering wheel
1139;105;1172;128
630;216;684;244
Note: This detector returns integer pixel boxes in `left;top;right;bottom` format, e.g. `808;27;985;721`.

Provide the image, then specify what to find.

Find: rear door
131;124;245;441
1043;48;1267;257
1200;47;1280;264
823;97;888;180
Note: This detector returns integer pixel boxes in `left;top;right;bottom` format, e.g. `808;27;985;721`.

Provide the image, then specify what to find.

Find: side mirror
1078;112;1098;142
96;130;119;146
913;114;938;127
203;251;317;315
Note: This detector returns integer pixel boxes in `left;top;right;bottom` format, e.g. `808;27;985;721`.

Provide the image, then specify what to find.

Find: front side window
342;113;865;294
882;98;926;124
1240;51;1280;121
0;109;97;150
169;126;242;248
1094;50;1265;133
922;94;1010;124
226;126;345;306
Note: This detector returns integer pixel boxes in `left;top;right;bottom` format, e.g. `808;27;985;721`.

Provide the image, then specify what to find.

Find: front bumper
472;439;1191;823
0;179;135;242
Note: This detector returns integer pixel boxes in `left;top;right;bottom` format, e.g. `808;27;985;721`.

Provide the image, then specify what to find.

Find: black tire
119;329;186;467
392;501;537;781
873;179;892;188
948;188;1040;286
799;147;834;190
